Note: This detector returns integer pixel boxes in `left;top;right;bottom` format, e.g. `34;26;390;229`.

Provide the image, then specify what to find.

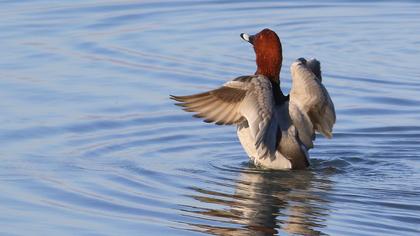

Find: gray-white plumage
290;59;336;139
171;58;335;169
172;75;277;158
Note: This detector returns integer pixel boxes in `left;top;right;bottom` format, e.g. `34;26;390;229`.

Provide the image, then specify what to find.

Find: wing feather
290;58;336;140
306;58;322;82
171;75;277;155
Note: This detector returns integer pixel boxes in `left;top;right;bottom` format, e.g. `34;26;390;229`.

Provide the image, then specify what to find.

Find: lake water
1;0;419;235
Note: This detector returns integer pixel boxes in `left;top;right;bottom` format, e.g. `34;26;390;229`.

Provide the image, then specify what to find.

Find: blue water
1;1;419;235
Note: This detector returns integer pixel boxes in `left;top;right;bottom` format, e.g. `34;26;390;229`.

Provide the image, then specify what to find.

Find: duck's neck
270;80;289;105
253;71;288;105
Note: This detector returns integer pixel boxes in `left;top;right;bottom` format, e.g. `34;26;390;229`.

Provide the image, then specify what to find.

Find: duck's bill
240;33;255;45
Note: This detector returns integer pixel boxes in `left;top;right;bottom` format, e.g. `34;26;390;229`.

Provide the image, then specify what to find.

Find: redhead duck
171;28;335;169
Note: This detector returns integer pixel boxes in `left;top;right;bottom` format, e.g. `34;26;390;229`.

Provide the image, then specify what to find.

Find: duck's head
241;28;283;84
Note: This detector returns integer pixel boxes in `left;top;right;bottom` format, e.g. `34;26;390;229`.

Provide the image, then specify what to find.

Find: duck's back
237;102;309;169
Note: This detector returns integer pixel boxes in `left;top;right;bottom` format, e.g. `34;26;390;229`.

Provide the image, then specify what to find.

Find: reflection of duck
171;29;335;169
183;167;331;235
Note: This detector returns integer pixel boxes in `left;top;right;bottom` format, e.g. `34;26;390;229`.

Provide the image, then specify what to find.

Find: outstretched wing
171;75;277;156
289;58;336;145
306;58;322;82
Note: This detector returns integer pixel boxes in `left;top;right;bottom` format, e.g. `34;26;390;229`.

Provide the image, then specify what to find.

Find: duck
171;28;335;169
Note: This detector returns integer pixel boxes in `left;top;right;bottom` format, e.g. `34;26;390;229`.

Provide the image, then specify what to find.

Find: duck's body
237;99;308;169
171;29;335;169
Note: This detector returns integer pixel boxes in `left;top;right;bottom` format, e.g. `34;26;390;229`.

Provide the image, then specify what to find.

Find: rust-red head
240;28;283;83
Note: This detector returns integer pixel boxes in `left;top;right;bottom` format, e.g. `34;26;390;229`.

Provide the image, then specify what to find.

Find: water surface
1;0;420;235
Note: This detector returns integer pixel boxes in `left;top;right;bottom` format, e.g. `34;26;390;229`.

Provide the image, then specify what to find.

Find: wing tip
321;131;333;139
170;95;189;109
170;94;183;102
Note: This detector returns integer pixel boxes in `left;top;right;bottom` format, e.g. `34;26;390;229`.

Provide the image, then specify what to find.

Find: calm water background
1;0;419;235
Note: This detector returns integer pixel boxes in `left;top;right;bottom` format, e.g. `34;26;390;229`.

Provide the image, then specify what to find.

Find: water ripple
1;0;420;235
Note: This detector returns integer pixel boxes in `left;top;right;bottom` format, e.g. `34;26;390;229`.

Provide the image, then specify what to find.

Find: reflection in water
182;166;332;235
